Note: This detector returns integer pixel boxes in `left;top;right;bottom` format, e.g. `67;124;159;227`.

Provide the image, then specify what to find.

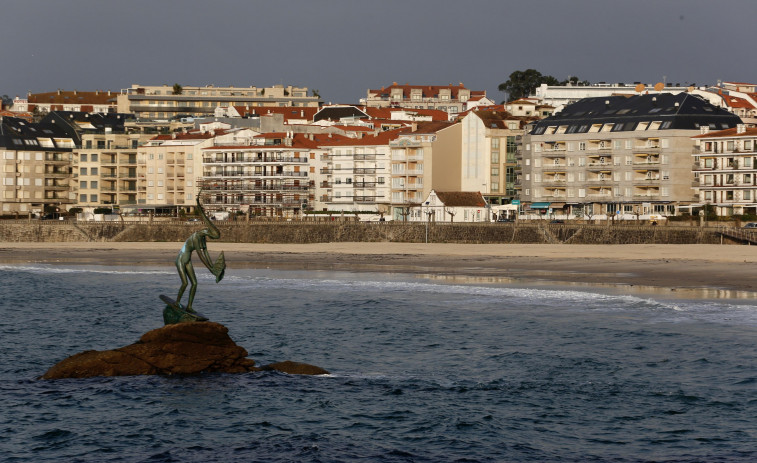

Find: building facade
316;132;394;214
0;116;76;215
364;83;486;119
522;93;742;219
692;124;757;216
117;84;319;121
200;132;323;217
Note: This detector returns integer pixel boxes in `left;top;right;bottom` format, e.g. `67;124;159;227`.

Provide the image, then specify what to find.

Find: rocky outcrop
41;322;328;379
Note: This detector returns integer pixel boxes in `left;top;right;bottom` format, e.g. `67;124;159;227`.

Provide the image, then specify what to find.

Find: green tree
172;83;183;95
1;94;13;109
311;89;321;98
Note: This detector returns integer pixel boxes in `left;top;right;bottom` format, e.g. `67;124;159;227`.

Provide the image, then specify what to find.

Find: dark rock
42;322;260;379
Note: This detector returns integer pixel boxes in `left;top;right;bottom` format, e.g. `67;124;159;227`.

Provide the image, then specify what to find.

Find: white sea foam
0;264;172;276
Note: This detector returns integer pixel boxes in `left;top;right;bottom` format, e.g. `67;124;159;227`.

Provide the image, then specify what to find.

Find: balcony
353;181;380;188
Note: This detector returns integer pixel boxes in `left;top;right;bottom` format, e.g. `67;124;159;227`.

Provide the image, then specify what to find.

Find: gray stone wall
0;221;722;244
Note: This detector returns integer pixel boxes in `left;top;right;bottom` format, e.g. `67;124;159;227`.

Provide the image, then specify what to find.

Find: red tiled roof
28;90;117;105
369;83;484;100
410;121;456;134
316;129;404;147
692;127;757;139
721;94;755;109
434;191;487;207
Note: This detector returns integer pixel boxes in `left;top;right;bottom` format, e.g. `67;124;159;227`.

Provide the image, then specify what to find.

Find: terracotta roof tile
434;191;487;207
692;127;757;139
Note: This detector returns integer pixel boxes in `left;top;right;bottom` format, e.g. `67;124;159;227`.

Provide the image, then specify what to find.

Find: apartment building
137;126;258;213
522;93;741;219
0;116;76;215
533;82;690;110
692;124;757;216
459;109;534;207
117;84;319;121
315;131;395;214
364;83;486;119
200;132;323;217
389;122;457;220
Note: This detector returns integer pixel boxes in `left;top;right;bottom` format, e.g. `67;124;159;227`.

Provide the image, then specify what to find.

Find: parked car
549;219;565;224
496;218;514;223
743;222;757;229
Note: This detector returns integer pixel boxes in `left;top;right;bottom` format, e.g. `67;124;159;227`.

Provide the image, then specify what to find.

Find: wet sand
2;242;756;296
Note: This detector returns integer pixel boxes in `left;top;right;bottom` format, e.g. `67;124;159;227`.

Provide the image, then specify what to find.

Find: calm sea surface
1;263;757;462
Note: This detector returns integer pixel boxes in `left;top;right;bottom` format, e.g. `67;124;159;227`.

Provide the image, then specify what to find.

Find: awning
549;202;566;209
530;202;551;209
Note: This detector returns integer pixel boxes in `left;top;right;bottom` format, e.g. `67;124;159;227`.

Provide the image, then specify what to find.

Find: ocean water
1;263;757;462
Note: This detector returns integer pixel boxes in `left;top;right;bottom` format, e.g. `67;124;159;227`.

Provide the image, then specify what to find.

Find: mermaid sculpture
162;189;225;324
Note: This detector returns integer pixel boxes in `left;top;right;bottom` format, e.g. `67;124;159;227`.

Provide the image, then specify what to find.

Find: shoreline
2;242;757;297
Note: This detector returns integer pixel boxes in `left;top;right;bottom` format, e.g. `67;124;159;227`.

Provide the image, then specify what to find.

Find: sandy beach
2;242;756;296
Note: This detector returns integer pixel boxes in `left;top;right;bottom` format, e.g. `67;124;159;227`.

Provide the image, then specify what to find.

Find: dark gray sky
1;0;755;104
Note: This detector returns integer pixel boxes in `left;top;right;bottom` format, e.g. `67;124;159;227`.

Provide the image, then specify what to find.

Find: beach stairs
539;222;582;244
717;227;757;245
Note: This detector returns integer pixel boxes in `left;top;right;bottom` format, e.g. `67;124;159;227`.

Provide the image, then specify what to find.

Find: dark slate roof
531;93;742;134
0;116;74;151
41;111;135;133
313;105;369;122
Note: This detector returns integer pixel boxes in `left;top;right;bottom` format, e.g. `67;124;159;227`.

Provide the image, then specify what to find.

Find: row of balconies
204;171;309;178
204;156;308;164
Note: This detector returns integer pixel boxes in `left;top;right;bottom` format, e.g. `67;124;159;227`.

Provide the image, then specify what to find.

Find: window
90;194;98;202
80;167;87;175
491;151;499;164
80;181;87;189
91;154;98;162
97;141;105;149
80;154;88;162
491;138;499;149
91;167;98;175
579;142;586;151
85;140;92;149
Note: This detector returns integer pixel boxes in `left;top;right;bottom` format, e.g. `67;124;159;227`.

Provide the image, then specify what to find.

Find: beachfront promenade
0;219;748;245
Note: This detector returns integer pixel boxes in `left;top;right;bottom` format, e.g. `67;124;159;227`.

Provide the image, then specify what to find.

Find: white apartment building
200;132;323;217
118;84;319;121
692;124;757;216
316;132;394;214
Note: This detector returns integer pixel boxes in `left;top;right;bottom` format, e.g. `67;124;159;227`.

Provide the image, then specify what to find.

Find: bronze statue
161;189;225;324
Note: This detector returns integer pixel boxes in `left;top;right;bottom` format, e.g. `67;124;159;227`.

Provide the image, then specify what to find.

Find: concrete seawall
0;221;723;245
